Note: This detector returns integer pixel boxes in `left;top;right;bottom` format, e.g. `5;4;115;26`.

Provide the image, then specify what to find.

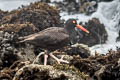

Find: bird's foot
49;53;69;64
33;51;69;65
44;54;48;65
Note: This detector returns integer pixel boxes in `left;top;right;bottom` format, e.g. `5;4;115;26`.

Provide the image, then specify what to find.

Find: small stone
6;47;13;51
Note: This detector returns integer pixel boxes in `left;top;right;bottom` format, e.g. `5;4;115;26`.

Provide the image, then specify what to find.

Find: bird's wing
33;27;69;45
19;27;69;45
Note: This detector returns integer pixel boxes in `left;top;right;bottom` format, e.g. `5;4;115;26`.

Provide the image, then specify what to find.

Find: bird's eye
72;20;76;24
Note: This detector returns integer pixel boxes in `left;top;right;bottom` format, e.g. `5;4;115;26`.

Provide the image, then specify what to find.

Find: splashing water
89;0;120;54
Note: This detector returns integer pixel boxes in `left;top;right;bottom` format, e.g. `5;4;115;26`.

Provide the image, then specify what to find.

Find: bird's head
65;19;89;34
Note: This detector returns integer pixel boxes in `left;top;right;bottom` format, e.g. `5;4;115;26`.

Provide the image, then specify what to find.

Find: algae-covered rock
0;23;38;36
0;2;61;31
0;61;90;80
55;43;90;58
71;50;120;80
32;43;90;65
79;18;108;46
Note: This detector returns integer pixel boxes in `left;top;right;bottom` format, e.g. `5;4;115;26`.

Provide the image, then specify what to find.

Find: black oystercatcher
19;19;89;65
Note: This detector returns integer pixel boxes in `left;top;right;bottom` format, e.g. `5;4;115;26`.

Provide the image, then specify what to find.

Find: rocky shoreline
0;1;119;80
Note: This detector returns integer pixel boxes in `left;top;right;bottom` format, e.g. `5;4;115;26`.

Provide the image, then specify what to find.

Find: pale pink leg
60;55;64;60
49;53;69;64
44;54;48;65
33;52;45;64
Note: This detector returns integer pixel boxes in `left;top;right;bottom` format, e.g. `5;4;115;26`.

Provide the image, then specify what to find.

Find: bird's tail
16;37;25;43
17;35;35;43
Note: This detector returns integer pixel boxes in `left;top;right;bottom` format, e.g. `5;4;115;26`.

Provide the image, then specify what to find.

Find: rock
32;43;90;65
65;43;90;58
0;30;36;70
71;49;120;80
0;2;62;69
80;1;97;15
0;31;19;70
0;23;38;36
0;9;8;20
116;31;120;42
0;23;38;69
54;43;90;58
78;18;108;46
0;61;89;80
53;0;98;15
0;2;61;31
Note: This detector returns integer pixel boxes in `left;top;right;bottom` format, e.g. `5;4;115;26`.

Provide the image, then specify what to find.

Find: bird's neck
64;25;75;35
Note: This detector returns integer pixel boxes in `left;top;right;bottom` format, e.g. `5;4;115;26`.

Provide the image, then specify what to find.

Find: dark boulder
116;30;120;42
78;18;108;46
63;43;90;58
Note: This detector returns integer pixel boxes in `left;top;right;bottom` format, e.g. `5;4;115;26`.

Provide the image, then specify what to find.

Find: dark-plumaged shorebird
19;19;89;65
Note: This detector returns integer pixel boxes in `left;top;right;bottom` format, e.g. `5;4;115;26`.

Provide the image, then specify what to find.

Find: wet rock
0;2;61;31
54;0;98;15
63;43;91;58
80;1;97;15
78;18;108;46
71;50;120;80
116;30;120;42
94;50;120;80
0;61;89;80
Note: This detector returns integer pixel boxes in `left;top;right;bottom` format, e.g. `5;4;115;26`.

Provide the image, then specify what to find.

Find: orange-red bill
76;24;89;34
